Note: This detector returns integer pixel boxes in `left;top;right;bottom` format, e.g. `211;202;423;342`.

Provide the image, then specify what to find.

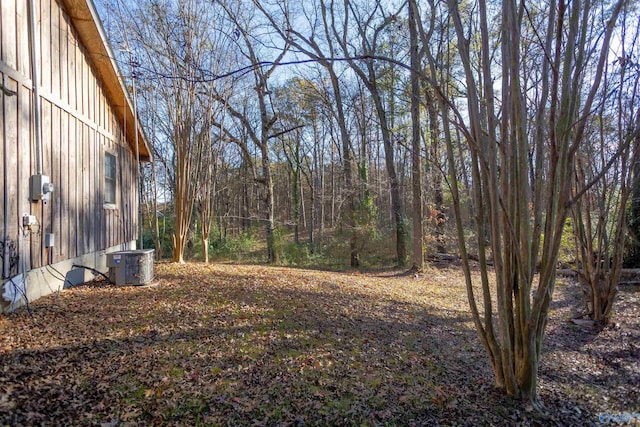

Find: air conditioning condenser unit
106;249;155;286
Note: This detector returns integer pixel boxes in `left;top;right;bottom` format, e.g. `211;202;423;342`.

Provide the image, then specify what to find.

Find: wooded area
95;0;640;406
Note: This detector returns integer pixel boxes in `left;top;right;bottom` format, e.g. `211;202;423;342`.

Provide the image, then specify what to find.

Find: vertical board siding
4;77;19;277
67;15;75;110
1;0;18;70
36;97;52;268
51;2;60;100
59;110;68;260
40;0;50;93
16;0;30;78
51;103;60;264
1;75;8;277
0;75;5;278
69;115;76;259
87;124;93;252
80;122;87;255
59;11;68;105
81;52;87;117
19;82;31;272
1;0;140;278
74;30;81;113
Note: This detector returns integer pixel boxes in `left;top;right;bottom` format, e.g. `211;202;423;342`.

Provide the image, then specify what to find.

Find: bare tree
571;115;640;324
126;0;217;262
409;0;424;271
443;0;626;404
331;0;409;267
571;16;640;323
210;0;290;263
253;0;364;266
196;102;224;264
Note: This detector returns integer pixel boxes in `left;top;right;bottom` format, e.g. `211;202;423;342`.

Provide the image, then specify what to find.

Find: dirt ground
0;262;638;425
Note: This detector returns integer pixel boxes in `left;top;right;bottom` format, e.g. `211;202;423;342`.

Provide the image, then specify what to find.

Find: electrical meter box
106;249;155;286
30;174;54;201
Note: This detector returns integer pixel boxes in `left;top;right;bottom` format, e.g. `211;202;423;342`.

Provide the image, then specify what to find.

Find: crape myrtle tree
191;21;237;264
101;0;225;263
442;0;626;404
570;11;640;324
138;0;219;263
571;110;640;324
101;0;288;264
195;101;223;264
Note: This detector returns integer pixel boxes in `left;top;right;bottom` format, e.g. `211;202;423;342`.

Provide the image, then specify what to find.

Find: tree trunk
425;89;445;253
443;0;625;404
336;12;407;267
262;150;278;264
327;68;359;267
173;128;194;264
202;237;209;264
309;189;315;254
409;0;423;271
293;166;300;245
374;93;407;268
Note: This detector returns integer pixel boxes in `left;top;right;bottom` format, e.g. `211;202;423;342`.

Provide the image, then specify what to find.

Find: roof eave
59;0;152;162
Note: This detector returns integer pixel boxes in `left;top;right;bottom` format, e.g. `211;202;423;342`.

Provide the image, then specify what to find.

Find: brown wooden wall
1;0;139;278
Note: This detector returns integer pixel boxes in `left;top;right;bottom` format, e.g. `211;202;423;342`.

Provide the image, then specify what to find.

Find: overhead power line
129;55;422;84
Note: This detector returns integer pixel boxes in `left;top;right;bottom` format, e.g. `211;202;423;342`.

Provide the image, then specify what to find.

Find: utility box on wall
30;174;54;201
106;249;155;286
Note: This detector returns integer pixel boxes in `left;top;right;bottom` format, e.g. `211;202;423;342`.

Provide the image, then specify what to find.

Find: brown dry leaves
0;263;637;426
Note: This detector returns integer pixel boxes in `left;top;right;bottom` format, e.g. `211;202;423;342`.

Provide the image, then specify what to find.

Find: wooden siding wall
0;0;138;278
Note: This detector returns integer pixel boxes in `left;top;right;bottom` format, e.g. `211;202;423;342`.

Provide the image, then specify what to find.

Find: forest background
95;0;640;406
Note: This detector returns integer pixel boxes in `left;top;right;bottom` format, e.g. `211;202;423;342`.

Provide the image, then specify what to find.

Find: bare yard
1;263;638;425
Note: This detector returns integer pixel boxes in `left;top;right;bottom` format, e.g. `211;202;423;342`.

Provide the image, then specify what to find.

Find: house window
104;152;116;204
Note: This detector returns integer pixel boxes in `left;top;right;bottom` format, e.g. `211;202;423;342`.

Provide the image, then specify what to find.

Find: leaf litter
0;262;638;426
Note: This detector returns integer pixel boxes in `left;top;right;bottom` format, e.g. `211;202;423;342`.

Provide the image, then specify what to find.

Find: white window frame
104;151;117;208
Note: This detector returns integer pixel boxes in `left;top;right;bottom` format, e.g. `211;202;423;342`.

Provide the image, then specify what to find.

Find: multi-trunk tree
103;0;227;263
141;0;215;263
443;0;626;404
102;5;637;405
571;14;640;323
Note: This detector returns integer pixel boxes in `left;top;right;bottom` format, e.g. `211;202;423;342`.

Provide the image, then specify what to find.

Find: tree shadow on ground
538;280;640;421
1;264;633;426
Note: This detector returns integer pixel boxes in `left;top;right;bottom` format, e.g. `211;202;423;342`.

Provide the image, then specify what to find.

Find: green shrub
209;230;260;261
558;218;577;266
141;217;174;259
271;226;288;264
283;242;313;265
538;218;576;267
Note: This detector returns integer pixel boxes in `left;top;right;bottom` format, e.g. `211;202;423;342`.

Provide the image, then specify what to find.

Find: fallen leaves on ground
0;262;638;426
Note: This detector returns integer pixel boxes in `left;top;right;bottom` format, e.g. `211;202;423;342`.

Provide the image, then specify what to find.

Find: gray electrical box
106;249;155;286
30;174;54;201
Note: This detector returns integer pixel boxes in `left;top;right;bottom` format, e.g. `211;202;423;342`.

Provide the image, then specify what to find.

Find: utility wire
118;55;421;84
8;276;32;318
72;265;114;285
